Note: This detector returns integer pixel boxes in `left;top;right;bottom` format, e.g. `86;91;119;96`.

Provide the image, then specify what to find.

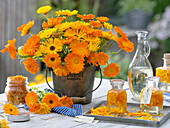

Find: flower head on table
0;5;134;78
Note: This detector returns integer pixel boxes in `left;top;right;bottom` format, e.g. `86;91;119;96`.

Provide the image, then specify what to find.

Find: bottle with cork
156;53;170;92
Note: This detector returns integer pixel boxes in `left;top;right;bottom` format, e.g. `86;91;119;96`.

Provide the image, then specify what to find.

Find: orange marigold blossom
23;57;39;74
1;6;134;79
97;52;109;65
60;96;73;108
53;65;70;76
3;103;19;115
42;93;61;108
90;20;102;28
116;37;134;52
0;38;17;59
25;91;39;108
0;119;10;128
65;53;85;73
34;103;51;114
70;41;90;57
29;103;41;112
43;53;61;68
90;106;159;121
96;16;109;23
103;63;120;77
18;20;34;36
77;14;95;22
23;35;40;56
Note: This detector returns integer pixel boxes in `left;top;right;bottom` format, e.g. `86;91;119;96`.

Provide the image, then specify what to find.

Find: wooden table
0;78;170;128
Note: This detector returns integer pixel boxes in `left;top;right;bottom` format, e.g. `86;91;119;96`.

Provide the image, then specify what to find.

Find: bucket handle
45;66;102;98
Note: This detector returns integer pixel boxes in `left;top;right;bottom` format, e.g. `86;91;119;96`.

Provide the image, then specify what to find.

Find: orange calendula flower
103;63;120;77
39;28;56;38
0;38;17;59
97;52;109;65
17;24;26;32
64;28;86;39
36;5;51;15
42;93;61;108
116;37;134;52
114;26;126;37
23;35;40;56
25;91;39;108
77;14;95;22
18;20;34;36
43;53;61;68
87;53;99;66
34;103;51;114
90;20;102;28
53;65;70;76
65;53;85;74
56;9;78;17
3;103;19;115
0;119;10;128
42;38;63;54
42;17;66;28
60;96;73;108
70;41;90;57
96;16;109;23
29;103;41;112
103;22;113;30
23;57;39;74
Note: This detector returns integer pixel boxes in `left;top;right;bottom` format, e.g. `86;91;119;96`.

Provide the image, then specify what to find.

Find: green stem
43;14;48;20
108;49;122;55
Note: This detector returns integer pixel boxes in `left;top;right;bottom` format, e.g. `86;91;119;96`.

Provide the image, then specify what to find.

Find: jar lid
163;53;170;59
6;112;30;122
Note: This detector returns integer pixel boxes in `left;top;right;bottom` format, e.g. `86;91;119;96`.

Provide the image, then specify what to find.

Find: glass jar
5;75;28;106
128;31;153;102
156;53;170;92
140;77;163;114
107;79;127;116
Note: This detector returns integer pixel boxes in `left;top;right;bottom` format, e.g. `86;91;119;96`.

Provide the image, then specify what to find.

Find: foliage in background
118;0;156;15
152;0;170;17
148;6;170;56
96;54;130;80
36;0;101;17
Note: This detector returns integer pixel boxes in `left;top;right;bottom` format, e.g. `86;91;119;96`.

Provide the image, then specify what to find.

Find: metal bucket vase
47;66;102;104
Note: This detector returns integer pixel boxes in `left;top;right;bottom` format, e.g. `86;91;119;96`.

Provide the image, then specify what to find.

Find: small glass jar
5;75;28;106
156;53;170;91
140;77;163;114
107;79;127;116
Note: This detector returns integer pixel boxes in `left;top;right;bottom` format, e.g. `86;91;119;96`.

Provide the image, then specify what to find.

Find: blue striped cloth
25;88;83;117
164;92;170;102
52;104;82;117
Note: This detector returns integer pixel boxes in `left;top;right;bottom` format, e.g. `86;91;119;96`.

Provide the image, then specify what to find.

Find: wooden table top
0;78;170;128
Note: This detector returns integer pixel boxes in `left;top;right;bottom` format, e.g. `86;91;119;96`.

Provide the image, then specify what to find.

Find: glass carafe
128;31;153;102
107;79;127;116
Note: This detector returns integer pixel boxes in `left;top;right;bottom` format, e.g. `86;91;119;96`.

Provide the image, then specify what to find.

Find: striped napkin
25;88;83;117
52;104;82;117
164;92;170;102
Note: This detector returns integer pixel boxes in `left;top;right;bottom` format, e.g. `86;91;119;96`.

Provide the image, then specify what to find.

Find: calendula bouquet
0;5;134;77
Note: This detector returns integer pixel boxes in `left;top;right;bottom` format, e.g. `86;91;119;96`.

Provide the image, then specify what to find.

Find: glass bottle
156;53;170;92
128;31;153;102
140;77;163;114
5;75;28;107
107;79;127;116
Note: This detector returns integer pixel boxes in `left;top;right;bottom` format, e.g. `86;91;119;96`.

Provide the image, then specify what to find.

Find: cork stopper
163;53;170;67
163;53;170;59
